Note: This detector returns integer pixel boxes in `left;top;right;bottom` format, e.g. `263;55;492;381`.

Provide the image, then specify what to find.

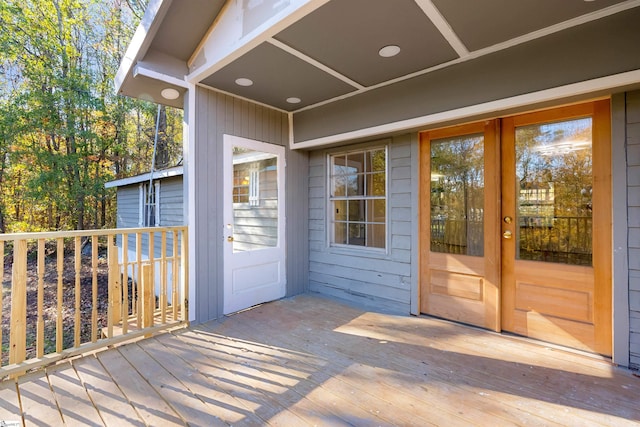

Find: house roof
115;0;640;112
104;166;183;189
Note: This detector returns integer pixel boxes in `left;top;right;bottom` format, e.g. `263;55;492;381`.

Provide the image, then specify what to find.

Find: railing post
37;239;45;358
180;227;188;322
107;238;122;338
141;263;154;332
9;239;27;365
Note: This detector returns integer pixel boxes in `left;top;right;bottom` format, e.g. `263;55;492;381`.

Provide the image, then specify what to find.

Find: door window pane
430;134;484;256
515;118;592;265
232;147;278;252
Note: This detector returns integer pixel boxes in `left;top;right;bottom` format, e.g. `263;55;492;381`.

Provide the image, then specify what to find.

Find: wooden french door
501;101;611;356
420;100;612;355
419;120;501;331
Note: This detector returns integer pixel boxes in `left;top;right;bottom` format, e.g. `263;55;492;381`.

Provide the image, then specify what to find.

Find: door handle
503;230;512;239
227;236;234;242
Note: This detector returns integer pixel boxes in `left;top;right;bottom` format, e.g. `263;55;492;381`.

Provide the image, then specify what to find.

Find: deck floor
1;294;639;426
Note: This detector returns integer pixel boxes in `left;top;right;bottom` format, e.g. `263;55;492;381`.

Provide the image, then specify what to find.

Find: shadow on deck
1;293;638;426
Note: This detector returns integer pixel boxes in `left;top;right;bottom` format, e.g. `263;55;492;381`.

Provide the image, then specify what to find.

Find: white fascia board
290;69;640;150
105;166;183;189
114;0;172;94
133;65;188;89
187;0;330;85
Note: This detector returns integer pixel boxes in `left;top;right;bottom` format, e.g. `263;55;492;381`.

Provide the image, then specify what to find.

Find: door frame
222;134;287;315
418;99;612;355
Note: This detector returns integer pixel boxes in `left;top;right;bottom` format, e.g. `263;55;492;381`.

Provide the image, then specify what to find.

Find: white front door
223;135;286;314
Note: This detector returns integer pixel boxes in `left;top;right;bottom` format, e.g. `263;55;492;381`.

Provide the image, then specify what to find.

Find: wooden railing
0;226;188;379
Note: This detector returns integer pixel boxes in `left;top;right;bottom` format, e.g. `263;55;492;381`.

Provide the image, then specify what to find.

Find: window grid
329;147;387;249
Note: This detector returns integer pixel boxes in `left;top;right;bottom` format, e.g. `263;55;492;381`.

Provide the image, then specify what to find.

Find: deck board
2;294;640;426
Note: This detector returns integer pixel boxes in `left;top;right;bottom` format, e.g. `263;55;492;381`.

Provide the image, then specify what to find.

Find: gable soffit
122;0;640;111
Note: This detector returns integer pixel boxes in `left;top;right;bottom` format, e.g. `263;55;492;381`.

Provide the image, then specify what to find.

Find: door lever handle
503;230;512;239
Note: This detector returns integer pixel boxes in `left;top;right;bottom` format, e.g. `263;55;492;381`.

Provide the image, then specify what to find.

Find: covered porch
1;294;638;426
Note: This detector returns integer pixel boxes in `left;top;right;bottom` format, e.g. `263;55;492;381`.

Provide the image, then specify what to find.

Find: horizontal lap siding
628;90;640;370
308;135;414;313
116;186;139;228
159;177;184;226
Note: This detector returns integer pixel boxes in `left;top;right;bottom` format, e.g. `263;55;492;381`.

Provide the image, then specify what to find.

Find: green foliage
0;0;181;232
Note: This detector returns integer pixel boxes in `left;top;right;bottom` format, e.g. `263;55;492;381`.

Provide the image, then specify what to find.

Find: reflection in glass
232;147;278;252
430;134;484;256
516;118;592;265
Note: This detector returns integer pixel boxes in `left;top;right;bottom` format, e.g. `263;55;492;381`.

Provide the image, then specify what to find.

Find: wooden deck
1;294;639;426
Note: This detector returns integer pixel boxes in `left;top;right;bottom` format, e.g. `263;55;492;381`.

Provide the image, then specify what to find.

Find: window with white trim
329;147;387;249
139;181;160;226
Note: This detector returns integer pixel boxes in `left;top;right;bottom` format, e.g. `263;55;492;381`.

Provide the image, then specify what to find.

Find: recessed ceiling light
286;97;301;104
160;88;180;100
378;45;401;58
235;78;254;86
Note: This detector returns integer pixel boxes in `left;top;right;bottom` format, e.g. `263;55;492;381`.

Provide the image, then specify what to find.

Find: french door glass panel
430;133;484;256
515;118;592;265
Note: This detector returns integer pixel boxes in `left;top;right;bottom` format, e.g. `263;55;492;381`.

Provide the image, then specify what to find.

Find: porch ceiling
117;0;638;111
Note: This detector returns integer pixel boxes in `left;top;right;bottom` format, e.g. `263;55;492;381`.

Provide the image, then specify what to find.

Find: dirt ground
1;250;111;366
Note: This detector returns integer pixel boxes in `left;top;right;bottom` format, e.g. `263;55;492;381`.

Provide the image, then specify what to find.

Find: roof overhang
105;166;183;189
116;0;640;144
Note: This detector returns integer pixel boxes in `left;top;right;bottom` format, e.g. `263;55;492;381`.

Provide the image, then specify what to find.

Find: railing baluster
74;236;81;348
91;235;98;343
56;238;64;353
122;232;129;334
107;238;118;339
172;231;178;320
37;238;45;358
0;240;4;365
180;228;188;322
136;232;142;330
161;231;167;324
149;230;155;318
9;239;27;365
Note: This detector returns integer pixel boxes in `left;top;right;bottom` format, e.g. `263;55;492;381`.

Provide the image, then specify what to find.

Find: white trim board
289;69;640;149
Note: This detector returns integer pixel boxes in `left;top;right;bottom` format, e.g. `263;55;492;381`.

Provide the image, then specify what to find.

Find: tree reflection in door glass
515;118;592;265
430;134;484;256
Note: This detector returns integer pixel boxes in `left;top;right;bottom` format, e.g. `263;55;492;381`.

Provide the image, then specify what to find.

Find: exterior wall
115;185;140;228
308;135;414;313
628;90;640;370
193;87;309;323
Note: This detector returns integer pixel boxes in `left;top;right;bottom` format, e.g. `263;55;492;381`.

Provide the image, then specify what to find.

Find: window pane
367;172;386;196
334;221;347;244
430;133;484;256
368;149;386;172
232;148;278;252
334;200;347;221
515;118;592;265
367;223;386;248
346;174;363;196
368;199;386;223
348;200;365;222
348;223;365;246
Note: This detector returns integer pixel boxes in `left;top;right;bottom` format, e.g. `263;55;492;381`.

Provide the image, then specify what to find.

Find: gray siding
115;175;184;259
292;8;640;143
628;90;640;370
308;135;413;313
193;87;309;323
116;186;139;228
159;176;184;226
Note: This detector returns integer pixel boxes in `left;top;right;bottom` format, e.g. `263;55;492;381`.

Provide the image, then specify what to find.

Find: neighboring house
115;0;640;370
105;165;184;293
105;165;184;229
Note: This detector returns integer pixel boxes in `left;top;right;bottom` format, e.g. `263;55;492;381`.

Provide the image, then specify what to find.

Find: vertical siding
308;135;414;314
193;87;308;323
628;90;640;370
